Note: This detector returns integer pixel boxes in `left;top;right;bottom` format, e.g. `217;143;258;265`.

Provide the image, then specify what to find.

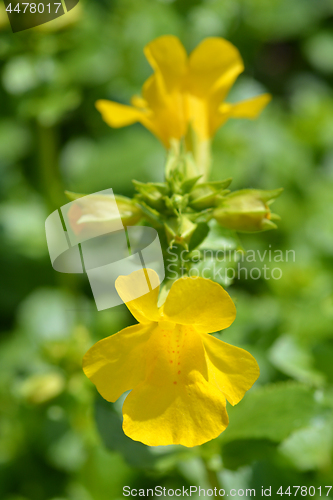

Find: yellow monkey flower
83;269;259;447
96;35;270;148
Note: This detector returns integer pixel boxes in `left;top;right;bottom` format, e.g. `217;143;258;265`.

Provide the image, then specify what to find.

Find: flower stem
204;460;221;494
37;122;66;211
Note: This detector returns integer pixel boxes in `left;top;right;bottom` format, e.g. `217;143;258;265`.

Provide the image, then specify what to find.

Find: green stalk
203;457;222;495
37;122;66;211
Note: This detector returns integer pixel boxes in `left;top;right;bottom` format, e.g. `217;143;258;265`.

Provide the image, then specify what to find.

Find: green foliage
278;417;333;471
222;383;323;443
95;396;158;470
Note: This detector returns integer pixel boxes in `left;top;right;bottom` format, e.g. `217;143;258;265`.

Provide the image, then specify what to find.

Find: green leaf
95;396;157;469
188;223;210;251
191;256;237;287
313;343;333;384
222;439;277;470
222;383;323;443
269;335;325;387
278;418;333;471
304;32;333;74
199;220;242;252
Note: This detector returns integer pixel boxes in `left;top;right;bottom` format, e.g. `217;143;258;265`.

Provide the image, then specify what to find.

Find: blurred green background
1;0;333;499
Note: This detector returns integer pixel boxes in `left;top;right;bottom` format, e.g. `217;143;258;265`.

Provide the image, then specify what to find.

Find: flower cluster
76;35;282;447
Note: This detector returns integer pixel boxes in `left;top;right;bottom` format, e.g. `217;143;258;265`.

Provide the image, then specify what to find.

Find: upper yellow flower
96;35;271;148
83;269;259;447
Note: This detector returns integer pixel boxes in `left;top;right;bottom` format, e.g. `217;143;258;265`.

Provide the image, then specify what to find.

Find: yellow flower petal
96;99;145;127
188;37;244;99
95;99;159;139
186;95;210;140
219;93;272;119
186;38;244;139
163;277;236;334
141;74;186;146
202;333;260;405
82;323;154;402
130;95;148;109
96;37;269;145
83;270;259;447
115;269;161;324
143;36;188;146
144;35;187;93
123;374;228;447
122;324;229;446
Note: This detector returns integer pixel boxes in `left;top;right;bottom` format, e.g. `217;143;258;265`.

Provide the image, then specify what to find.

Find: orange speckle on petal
178;371;181;375
173;381;177;385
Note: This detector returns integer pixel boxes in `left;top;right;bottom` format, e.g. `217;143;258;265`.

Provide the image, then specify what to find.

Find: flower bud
132;181;168;211
213;189;282;233
66;192;142;237
189;179;232;210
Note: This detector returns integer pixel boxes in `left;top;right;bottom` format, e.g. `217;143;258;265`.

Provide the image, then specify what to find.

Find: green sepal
65;191;142;211
164;216;197;249
135;200;165;226
133;180;169;210
261;188;284;203
189;179;233;210
261;219;278;231
65;190;86;201
133;180;169;196
224;188;283;202
180;175;202;195
164;194;190;215
186;208;213;224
